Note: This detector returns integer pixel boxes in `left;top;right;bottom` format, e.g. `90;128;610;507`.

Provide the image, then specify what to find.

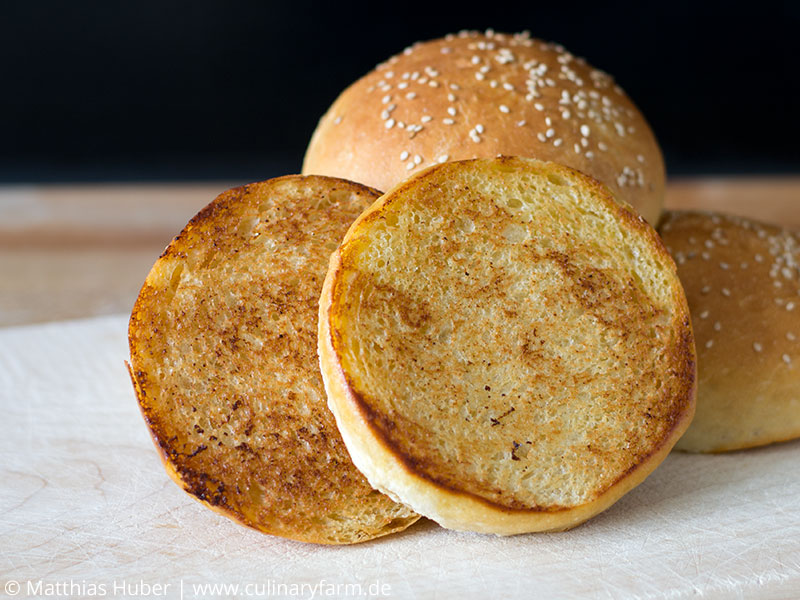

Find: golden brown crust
660;211;800;452
303;30;664;225
128;175;418;544
319;157;695;534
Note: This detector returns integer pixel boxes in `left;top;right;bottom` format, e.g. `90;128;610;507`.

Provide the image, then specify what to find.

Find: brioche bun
318;157;695;534
660;211;800;453
303;30;664;224
128;175;418;544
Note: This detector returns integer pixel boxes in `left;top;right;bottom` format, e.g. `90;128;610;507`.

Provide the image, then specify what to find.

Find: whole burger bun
303;30;664;224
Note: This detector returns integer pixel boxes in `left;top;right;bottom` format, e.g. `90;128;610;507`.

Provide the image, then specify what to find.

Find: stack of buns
128;30;795;544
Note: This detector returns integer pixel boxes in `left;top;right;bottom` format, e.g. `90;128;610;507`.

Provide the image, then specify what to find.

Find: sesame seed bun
303;30;664;225
319;157;695;534
660;211;800;453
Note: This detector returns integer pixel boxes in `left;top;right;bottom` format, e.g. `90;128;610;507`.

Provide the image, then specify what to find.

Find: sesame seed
720;262;730;270
598;142;608;151
448;93;457;102
714;321;722;331
545;116;552;126
754;342;763;352
421;115;432;123
701;285;711;294
699;310;710;319
398;82;408;89
788;332;797;341
503;82;514;91
382;95;392;104
499;104;510;113
429;80;439;87
385;119;395;129
701;252;711;261
706;340;714;349
475;72;485;81
447;107;457;116
475;124;485;134
443;118;455;125
585;151;594;159
406;92;417;99
755;254;764;262
406;162;414;171
534;103;544;111
553;138;563;147
450;83;460;90
334;116;342;125
637;154;646;163
783;354;792;365
517;120;526;127
437;154;449;163
413;155;422;165
722;288;731;297
788;302;796;311
471;55;481;65
574;143;581;153
546;128;555;138
400;151;409;161
538;133;547;142
580;124;590;137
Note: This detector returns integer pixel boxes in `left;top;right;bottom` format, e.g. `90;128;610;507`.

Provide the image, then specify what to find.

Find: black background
2;0;798;183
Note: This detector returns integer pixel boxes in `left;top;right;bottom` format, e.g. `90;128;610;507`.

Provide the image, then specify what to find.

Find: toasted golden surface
660;211;800;452
319;157;695;534
303;30;664;225
128;175;418;544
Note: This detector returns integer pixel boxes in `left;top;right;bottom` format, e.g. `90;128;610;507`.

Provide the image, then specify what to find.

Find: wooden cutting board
1;178;798;327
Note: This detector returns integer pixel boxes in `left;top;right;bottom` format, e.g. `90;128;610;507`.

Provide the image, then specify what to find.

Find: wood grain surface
1;178;798;327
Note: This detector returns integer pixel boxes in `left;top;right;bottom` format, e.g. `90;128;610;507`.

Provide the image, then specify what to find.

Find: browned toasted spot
323;158;695;529
128;175;418;544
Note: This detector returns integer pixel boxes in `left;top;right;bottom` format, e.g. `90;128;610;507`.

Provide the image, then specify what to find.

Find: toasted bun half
128;175;418;544
660;211;800;453
303;30;664;225
318;157;695;534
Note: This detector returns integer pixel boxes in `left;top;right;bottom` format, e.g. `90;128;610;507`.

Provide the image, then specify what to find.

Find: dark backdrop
2;0;798;183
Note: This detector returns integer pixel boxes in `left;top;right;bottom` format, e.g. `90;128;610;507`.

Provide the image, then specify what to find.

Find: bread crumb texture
661;211;800;452
129;175;418;544
329;158;695;515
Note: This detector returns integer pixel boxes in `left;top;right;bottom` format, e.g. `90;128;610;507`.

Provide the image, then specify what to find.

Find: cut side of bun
128;175;418;544
319;157;695;535
660;211;800;453
303;30;664;225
